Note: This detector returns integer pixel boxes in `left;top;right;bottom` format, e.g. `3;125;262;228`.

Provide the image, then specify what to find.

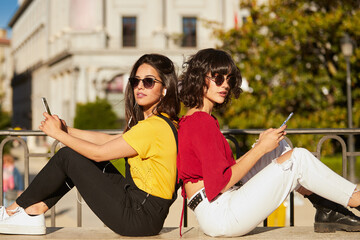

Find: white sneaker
0;207;9;221
0;207;45;235
0;206;23;221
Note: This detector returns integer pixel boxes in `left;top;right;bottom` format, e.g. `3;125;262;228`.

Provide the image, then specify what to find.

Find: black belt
187;188;206;211
187;181;244;211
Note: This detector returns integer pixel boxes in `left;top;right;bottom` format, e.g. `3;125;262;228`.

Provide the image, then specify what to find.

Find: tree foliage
213;0;360;152
74;98;119;130
74;98;125;175
0;107;11;130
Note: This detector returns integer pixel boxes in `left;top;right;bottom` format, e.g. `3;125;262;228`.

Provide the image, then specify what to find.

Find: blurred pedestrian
2;154;23;207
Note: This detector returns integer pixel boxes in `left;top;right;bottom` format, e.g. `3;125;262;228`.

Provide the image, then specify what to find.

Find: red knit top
177;112;236;201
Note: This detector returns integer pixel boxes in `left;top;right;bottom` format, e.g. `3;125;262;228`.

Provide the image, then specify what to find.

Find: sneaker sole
0;224;46;235
315;222;360;233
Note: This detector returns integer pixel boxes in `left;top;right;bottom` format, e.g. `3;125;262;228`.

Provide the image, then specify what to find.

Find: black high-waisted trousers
16;147;174;236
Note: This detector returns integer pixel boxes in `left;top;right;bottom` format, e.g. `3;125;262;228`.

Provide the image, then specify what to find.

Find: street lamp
341;33;355;182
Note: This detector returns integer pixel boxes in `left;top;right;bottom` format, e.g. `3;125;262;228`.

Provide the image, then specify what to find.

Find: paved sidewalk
0;227;360;239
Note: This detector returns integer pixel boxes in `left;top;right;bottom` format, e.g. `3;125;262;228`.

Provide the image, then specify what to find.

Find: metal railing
1;128;359;227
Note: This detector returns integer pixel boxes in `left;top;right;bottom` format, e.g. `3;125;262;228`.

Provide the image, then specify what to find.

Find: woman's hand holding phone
40;98;68;134
256;126;287;154
39;112;64;139
254;112;293;154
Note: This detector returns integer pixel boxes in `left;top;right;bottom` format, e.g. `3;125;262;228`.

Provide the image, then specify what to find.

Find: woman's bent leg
194;153;300;237
16;152;75;209
15;147;166;236
16;148;110;209
291;148;355;206
241;139;292;184
25;148;126;224
195;147;357;237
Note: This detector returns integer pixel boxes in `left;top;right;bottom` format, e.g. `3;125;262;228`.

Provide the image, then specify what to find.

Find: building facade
0;29;12;114
7;0;243;131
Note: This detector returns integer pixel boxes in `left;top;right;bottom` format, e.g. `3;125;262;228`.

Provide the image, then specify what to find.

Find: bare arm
221;126;287;193
67;127;121;145
40;113;136;161
59;118;121;144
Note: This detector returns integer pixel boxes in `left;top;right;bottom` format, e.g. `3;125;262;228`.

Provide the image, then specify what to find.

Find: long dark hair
124;54;180;132
179;48;242;109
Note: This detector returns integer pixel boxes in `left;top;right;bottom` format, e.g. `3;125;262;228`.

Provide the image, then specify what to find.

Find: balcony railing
1;128;359;227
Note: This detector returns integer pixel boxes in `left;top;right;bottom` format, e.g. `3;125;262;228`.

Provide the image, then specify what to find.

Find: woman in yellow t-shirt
0;54;180;236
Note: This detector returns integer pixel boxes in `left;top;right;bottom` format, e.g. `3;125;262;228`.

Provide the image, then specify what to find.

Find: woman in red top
177;48;360;237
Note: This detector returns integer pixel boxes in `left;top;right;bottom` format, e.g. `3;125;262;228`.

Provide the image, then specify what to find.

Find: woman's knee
52;147;84;168
56;146;77;156
277;148;314;165
276;149;294;164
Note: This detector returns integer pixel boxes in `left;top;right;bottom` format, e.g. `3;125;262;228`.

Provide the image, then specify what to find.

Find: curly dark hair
179;48;242;109
124;54;180;132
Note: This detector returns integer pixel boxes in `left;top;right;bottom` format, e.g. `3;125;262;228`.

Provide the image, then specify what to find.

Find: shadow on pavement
45;208;72;219
244;227;281;236
46;227;63;234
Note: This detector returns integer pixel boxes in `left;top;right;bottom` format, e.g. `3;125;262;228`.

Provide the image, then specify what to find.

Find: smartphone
41;97;52;115
280;112;293;127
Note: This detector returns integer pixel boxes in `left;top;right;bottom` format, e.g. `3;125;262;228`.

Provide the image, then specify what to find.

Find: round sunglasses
129;77;164;89
206;74;236;88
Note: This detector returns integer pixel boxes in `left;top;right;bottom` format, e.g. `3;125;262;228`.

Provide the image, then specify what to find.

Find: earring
163;89;167;96
127;116;133;126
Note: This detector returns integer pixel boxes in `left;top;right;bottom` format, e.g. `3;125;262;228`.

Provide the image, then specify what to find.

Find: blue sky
0;0;19;37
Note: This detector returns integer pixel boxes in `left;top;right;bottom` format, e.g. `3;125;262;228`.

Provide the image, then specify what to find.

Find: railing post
183;198;188;227
317;135;348;178
51;206;56;227
0;136;31;205
77;193;82;227
290;192;294;226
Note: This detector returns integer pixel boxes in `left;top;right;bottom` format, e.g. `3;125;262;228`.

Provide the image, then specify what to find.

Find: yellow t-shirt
122;114;177;199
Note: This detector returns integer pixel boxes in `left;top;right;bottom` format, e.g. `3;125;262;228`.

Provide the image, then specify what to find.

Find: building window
122;17;136;47
106;75;124;93
182;17;197;47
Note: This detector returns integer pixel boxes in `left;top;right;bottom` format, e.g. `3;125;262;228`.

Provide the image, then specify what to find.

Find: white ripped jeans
191;140;356;237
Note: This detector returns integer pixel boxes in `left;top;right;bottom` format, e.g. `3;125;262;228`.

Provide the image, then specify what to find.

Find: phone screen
41;97;52;115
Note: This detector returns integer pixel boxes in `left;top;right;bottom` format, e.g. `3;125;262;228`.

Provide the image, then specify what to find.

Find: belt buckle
201;188;206;198
188;189;206;211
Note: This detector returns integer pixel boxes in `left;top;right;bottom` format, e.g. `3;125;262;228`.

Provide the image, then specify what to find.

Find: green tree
0;107;11;131
213;0;360;153
74;98;126;175
74;98;119;130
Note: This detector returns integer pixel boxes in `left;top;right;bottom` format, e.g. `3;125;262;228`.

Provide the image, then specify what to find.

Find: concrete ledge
0;227;359;239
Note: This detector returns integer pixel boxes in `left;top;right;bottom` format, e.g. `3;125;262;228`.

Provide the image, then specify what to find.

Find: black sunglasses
129;77;164;89
206;74;236;88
